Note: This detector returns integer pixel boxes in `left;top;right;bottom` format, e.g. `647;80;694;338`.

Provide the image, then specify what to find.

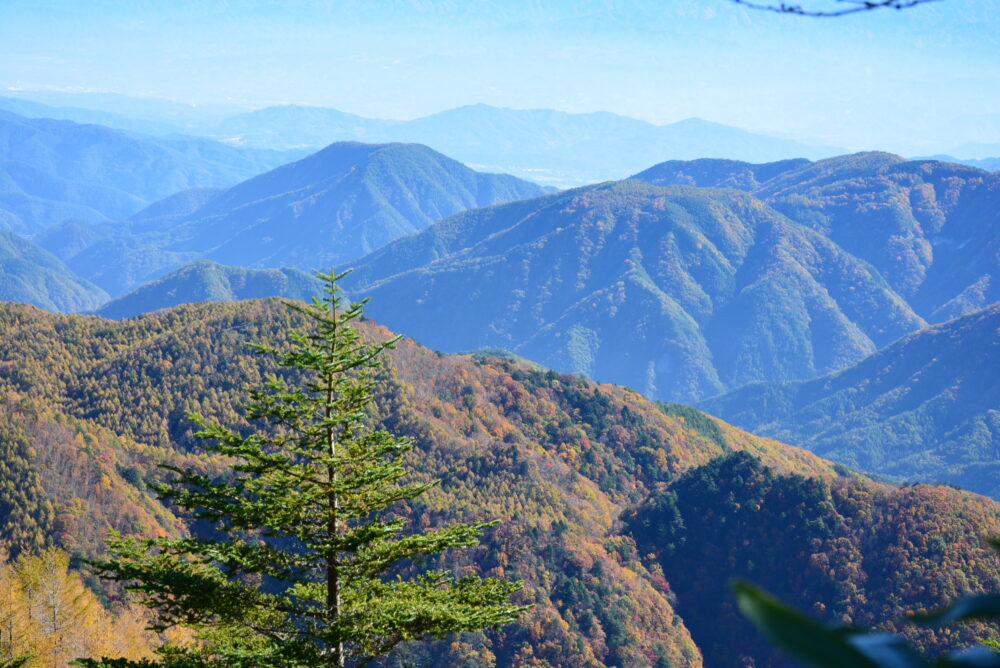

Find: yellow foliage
0;549;155;667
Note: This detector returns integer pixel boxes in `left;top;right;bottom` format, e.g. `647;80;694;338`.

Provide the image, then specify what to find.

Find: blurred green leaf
938;647;1000;667
1;656;35;668
734;580;884;668
913;595;1000;626
843;632;932;668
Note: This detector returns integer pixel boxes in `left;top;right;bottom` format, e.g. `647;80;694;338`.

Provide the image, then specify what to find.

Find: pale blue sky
2;0;999;154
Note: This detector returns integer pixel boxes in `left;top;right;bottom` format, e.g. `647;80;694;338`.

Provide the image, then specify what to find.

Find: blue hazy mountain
917;154;1000;172
213;105;395;148
57;141;546;296
95;260;321;319
127;187;226;222
0;95;186;136
212;104;843;187
0;90;240;132
0;110;303;235
700;303;1000;499
943;141;1000;161
0;229;108;312
1;92;844;187
633;152;1000;321
342;179;924;403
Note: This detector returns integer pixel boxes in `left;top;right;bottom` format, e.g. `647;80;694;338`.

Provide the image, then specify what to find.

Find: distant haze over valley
0;91;850;187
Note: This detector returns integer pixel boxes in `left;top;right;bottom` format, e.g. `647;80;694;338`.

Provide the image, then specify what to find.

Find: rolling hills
344;179;925;403
57;141;546;297
0;299;996;666
700;303;1000;499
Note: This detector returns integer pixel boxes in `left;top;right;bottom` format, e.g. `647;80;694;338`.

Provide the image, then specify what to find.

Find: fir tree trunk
326;308;344;668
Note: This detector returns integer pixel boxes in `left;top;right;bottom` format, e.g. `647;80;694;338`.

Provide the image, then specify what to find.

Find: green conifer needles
85;269;528;668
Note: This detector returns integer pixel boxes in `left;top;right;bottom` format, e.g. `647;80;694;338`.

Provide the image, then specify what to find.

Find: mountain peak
64;140;546;296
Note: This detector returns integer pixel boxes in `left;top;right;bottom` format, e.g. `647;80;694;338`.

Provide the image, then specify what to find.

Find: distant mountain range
206;104;847;187
0;94;844;187
701;304;1000;499
917;154;1000;172
50;150;996;410
0;90;239;133
0;110;303;235
0;95;188;137
40;141;545;296
6;91;999;188
332;152;998;404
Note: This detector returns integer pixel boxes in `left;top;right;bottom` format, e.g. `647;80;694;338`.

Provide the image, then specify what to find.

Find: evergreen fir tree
83;270;528;668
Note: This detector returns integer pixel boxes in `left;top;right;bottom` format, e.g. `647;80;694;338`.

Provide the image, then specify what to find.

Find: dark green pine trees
83;270;528;668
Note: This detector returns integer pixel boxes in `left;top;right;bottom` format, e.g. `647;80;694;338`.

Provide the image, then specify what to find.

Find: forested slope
0;300;997;666
345;179;924;403
95;260;321;319
701;303;1000;499
634;152;1000;320
0;229;108;312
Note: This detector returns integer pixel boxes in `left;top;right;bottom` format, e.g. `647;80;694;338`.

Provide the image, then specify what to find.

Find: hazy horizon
2;0;999;156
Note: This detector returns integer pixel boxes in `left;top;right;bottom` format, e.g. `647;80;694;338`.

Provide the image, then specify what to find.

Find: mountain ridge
0;93;844;187
48;141;546;297
699;302;1000;499
344;178;926;403
0;229;109;311
214;103;844;186
0;109;304;235
95;260;322;319
632;152;1000;320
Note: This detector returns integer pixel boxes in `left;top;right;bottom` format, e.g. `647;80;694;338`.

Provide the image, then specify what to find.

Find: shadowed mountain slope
700;303;1000;499
345;179;924;403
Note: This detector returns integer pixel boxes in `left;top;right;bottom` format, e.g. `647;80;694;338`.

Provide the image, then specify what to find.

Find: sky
1;0;999;154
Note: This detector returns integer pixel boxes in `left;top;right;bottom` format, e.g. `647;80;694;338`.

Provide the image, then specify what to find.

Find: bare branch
730;0;939;17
